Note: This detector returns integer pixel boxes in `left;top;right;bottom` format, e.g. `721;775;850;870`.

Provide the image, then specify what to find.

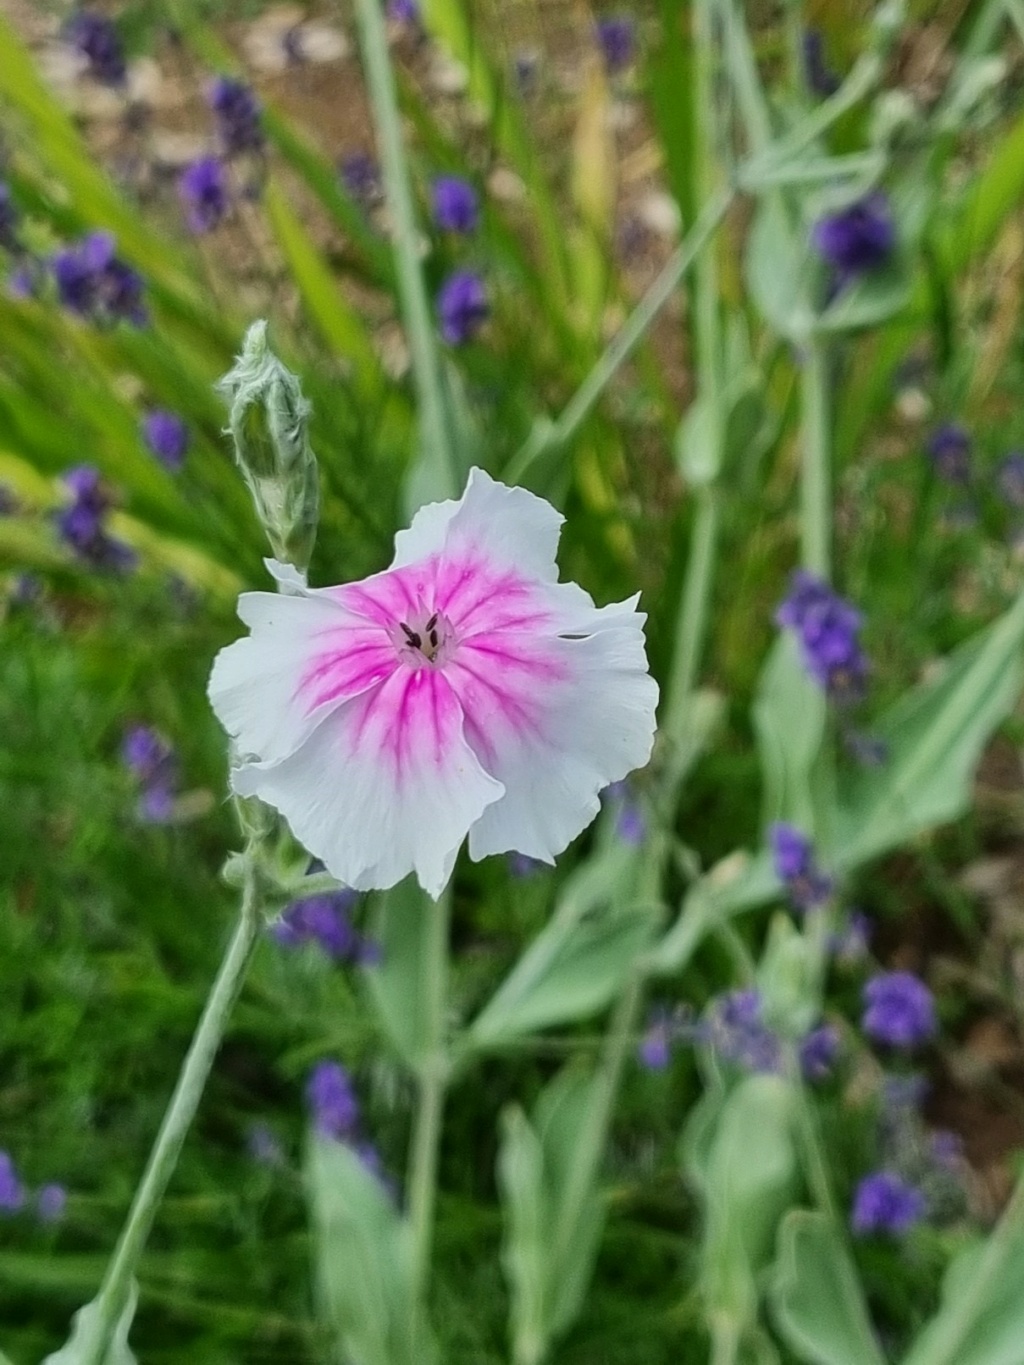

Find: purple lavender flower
52;232;146;326
770;823;833;911
776;570;868;704
139;783;176;824
830;909;872;966
998;453;1024;508
247;1122;285;1166
339;152;382;209
306;1061;359;1140
705;989;782;1074
0;182;20;253
56;467;135;570
603;780;647;845
0;1153;24;1213
9;261;40;299
851;1170;926;1236
926;423;972;485
142;410;189;472
432;176;479;234
812;193;895;284
37;1184;67;1224
508;852;544;879
596;15;635;73
802;30;839;97
799;1024;841;1082
387;0;420;23
121;725;171;781
66;10;126;86
862;971;936;1049
437;270;489;345
178;158;229;235
271;891;362;961
209;78;264;156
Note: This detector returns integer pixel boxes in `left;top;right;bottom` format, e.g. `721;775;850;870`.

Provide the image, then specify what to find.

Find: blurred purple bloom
638;1004;690;1070
66;10;126;85
9;261;40;299
998;453;1024;508
56;467;135;570
812;193;895;283
432;176;479;233
307;1061;360;1140
705;989;781;1074
122;725;172;782
52;232;146;326
863;971;936;1049
770;823;833;911
852;1170;926;1236
178;157;229;235
802;30;839;97
271;891;362;961
927;423;971;485
142;410;189;472
799;1023;841;1082
37;1184;67;1225
830;909;872;966
596;15;634;72
437;270;489;344
209;78;264;156
603;780;646;845
0;1153;24;1212
387;0;420;23
508;851;544;879
776;569;868;704
138;783;176;824
339;152;382;208
0;182;20;253
247;1122;285;1166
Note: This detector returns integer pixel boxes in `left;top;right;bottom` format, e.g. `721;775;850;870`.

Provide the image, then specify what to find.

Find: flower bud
218;320;320;573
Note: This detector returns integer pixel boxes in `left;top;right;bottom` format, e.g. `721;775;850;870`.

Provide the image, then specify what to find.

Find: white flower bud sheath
209;468;658;897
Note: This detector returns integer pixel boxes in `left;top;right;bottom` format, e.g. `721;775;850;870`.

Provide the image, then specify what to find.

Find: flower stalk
78;857;262;1365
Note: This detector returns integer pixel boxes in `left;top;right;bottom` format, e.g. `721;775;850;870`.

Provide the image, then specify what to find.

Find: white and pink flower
208;468;658;897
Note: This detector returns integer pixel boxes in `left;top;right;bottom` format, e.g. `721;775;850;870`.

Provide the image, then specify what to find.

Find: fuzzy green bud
218;320;320;574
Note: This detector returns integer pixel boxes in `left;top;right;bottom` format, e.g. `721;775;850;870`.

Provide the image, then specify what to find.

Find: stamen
400;622;422;648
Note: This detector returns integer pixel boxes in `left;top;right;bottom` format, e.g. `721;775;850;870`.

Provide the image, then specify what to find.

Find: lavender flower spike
852;1170;926;1236
927;423;972;485
209;77;264;156
862;971;936;1048
776;569;869;704
143;410;189;472
596;16;635;73
66;10;126;86
306;1061;359;1141
178;157;230;235
770;823;833;911
0;1152;24;1212
437;270;488;345
432;176;480;234
812;192;895;281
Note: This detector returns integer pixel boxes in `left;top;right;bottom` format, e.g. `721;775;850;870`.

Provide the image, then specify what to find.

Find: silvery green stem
79;866;262;1365
800;337;832;579
407;883;452;1338
353;0;457;499
219;320;320;574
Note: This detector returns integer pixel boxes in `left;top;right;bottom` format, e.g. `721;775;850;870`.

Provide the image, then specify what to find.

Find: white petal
390;467;564;584
231;669;504;897
448;591;659;864
209;589;394;767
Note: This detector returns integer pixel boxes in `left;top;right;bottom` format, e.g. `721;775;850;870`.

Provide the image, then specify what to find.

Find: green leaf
745;198;816;341
364;878;436;1071
814;256;914;334
306;1137;425;1365
770;1211;885;1365
752;633;828;832
466;844;655;1051
497;1067;606;1362
41;1284;139;1365
833;589;1024;870
691;1074;799;1330
901;1220;1024;1365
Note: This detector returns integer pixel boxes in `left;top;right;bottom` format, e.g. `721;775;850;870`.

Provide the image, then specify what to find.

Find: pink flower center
388;607;455;670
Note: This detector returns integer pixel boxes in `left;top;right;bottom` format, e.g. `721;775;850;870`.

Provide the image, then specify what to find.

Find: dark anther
426;613;438;631
429;629;439;648
401;622;422;648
